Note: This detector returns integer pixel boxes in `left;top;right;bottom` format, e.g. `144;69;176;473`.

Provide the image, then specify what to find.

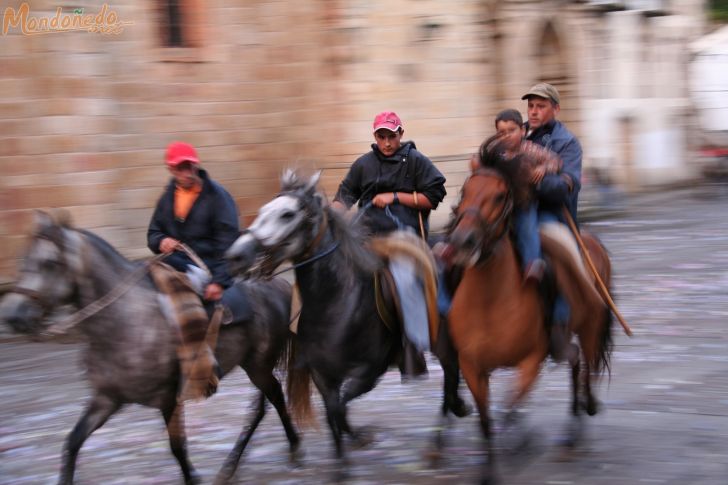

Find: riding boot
400;339;428;383
549;323;578;364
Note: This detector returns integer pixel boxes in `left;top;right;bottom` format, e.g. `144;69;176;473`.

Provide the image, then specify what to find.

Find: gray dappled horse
225;170;469;477
0;212;299;484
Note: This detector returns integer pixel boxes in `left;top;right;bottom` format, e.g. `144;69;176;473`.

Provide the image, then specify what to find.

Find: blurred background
1;0;727;283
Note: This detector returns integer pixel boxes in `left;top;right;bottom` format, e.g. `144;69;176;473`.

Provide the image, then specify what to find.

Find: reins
15;234;212;335
269;207;340;278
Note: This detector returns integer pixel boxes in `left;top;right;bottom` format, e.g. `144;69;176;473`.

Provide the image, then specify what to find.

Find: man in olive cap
521;82;583;364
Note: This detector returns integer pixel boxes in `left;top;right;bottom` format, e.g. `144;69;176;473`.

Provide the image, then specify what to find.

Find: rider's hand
160;237;180;254
204;283;224;301
372;192;395;208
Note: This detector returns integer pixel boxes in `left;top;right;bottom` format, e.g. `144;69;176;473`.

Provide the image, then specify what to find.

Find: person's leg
537;210;576;363
515;204;545;282
163;251;195;273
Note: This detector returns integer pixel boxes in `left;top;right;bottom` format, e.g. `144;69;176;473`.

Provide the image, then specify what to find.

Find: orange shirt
174;185;202;221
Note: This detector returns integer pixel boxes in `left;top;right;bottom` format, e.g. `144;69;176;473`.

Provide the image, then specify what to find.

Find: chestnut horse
446;167;613;484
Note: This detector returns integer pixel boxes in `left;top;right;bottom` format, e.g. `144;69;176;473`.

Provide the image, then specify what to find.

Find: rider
147;141;240;302
331;112;446;379
331;111;446;238
492;108;561;284
521;82;583;363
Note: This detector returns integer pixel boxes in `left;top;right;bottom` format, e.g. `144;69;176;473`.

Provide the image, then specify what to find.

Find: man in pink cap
332;111;446;238
331;112;472;417
147;141;239;302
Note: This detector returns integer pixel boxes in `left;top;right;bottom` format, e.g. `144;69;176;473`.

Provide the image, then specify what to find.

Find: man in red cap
332;111;446;238
148;141;240;301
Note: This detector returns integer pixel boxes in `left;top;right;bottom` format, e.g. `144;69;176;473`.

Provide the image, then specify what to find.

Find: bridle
9;231;76;315
452;169;514;262
249;190;340;278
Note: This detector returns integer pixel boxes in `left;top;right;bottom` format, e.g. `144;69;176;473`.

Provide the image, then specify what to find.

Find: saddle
367;231;441;351
539;222;605;325
149;262;220;402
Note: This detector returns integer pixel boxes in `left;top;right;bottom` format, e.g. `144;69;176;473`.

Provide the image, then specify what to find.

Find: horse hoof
213;464;236;485
424;447;442;468
186;470;203;485
289;444;305;467
449;398;473;418
585;399;599;416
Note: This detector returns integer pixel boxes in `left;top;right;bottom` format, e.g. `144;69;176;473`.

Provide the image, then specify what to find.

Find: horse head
449;168;513;267
0;210;85;334
226;169;327;277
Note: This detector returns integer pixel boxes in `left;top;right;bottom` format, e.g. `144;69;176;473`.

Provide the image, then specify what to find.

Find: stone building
0;0;706;281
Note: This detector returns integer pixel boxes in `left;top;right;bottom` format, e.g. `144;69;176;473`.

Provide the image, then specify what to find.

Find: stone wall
0;0;705;282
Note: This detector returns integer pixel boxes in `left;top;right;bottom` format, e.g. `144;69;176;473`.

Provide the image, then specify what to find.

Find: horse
0;211;300;485
224;170;467;475
446;166;613;484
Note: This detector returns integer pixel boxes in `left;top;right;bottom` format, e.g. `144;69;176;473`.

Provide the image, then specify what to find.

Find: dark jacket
525;119;582;222
334;141;446;237
147;169;239;287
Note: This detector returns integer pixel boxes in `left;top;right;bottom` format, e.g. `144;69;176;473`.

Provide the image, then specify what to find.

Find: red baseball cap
372;111;403;133
165;141;200;167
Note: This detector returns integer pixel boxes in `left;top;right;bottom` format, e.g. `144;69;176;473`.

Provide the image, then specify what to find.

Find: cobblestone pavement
2;185;728;485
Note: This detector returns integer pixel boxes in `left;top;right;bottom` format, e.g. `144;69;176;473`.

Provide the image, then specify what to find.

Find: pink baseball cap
165;141;200;167
372;111;403;133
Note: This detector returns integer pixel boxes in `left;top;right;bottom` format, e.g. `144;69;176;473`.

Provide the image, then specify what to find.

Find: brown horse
445;167;613;484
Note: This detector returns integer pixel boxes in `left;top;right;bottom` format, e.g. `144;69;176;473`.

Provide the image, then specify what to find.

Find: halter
10;230;75;316
453;169;514;263
256;192;340;278
9;228;202;335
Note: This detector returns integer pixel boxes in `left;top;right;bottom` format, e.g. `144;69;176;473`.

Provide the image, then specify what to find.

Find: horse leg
216;369;301;485
461;361;496;485
251;370;301;459
161;402;201;485
339;374;383;448
507;351;544;414
58;394;120;485
311;371;345;457
502;352;543;452
214;392;267;485
435;317;472;418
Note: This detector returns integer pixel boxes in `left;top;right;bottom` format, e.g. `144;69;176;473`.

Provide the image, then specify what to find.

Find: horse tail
286;336;317;429
593;301;614;378
590;236;614;378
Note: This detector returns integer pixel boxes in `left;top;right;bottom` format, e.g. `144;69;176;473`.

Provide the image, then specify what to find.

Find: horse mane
478;134;531;207
279;168;381;274
77;229;138;272
324;205;382;275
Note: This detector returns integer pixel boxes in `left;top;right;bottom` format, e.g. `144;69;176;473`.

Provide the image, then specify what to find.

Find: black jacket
147;169;239;287
334;141;446;237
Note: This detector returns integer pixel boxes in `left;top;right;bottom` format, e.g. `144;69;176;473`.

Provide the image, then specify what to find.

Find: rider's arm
333;159;364;210
210;190;240;286
147;196;169;254
535;138;582;204
412;152;447;210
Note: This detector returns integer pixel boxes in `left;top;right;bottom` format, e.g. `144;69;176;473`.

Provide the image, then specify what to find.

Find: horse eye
280;211;296;221
42;260;62;271
494;193;506;204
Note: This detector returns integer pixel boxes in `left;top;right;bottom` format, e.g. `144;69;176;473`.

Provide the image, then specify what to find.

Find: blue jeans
538;211;570;326
513;203;542;272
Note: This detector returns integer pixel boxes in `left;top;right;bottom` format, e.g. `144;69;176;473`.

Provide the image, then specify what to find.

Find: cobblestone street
2;185;728;485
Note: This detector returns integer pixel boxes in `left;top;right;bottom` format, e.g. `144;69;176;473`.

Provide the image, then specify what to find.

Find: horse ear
50;208;73;228
281;168;298;191
33;210;55;230
304;170;322;194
